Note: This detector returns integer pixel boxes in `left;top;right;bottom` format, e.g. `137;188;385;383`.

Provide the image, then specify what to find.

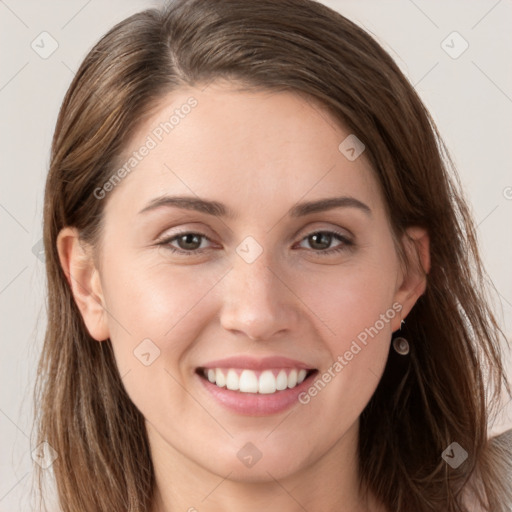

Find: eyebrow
138;195;372;218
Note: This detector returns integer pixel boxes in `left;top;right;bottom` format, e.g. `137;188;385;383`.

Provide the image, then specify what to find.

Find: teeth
259;370;276;394
288;369;298;388
239;369;258;393
215;368;226;387
226;369;239;391
202;368;311;394
276;370;288;391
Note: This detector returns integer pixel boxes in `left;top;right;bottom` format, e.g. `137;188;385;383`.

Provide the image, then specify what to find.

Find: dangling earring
392;317;410;355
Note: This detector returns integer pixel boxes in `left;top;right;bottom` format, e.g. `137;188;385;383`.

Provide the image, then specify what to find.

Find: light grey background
1;1;511;510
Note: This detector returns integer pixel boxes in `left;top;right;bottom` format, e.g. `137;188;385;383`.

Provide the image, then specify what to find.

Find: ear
56;227;110;342
391;226;430;332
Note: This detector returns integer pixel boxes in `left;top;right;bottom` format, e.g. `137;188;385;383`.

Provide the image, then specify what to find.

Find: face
61;81;428;484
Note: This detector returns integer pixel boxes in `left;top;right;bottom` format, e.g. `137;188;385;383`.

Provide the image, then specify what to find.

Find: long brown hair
34;0;512;510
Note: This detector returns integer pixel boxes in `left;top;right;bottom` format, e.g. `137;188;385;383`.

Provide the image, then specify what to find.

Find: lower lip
196;371;317;416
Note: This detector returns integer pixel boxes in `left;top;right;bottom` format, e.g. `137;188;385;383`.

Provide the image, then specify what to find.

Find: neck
149;419;383;512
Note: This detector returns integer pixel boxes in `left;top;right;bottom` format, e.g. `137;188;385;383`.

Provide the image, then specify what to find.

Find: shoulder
488;426;512;450
487;427;512;480
461;429;512;512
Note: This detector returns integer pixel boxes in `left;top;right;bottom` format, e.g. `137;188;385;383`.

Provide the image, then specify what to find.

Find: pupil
310;232;331;250
179;234;201;250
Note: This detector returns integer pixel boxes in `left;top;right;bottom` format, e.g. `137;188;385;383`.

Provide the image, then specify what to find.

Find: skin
58;81;430;512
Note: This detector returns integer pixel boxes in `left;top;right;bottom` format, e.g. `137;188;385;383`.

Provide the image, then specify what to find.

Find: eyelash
156;230;354;257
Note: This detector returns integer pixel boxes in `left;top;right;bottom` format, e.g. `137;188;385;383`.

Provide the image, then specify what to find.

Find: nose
219;252;300;341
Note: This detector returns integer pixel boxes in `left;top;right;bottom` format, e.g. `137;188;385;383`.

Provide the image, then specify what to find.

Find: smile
195;356;318;415
200;367;313;394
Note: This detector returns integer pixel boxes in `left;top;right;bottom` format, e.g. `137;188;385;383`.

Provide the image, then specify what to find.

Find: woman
34;0;512;510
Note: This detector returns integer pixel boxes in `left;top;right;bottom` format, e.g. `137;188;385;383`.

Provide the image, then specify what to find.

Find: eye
296;230;353;255
158;232;213;255
157;229;354;257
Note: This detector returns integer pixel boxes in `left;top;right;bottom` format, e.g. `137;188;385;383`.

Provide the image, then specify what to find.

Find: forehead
103;82;385;220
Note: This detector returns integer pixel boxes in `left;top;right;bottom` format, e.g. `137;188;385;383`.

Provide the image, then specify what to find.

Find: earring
392;318;410;355
393;336;409;355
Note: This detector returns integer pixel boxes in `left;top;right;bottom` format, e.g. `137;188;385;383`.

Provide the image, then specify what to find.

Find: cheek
105;253;224;320
298;259;398;350
100;260;227;421
101;257;226;369
292;258;398;428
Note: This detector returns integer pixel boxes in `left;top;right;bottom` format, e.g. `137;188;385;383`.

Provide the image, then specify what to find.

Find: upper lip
199;356;316;371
